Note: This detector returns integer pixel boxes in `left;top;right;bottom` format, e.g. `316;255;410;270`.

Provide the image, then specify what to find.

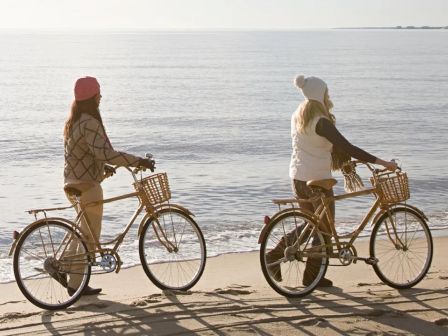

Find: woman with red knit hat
61;76;154;296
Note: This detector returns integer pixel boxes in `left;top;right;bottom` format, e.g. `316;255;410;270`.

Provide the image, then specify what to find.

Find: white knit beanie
294;75;327;104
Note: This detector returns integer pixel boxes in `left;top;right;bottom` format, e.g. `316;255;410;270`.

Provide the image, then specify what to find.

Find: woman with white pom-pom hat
266;75;397;287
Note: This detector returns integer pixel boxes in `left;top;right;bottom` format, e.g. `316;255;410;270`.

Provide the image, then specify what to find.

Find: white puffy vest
289;111;333;181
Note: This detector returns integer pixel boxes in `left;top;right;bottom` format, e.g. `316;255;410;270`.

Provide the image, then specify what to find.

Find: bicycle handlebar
110;153;157;183
351;160;401;174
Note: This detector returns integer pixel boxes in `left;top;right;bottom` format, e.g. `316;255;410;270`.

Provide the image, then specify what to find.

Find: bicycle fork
152;218;177;253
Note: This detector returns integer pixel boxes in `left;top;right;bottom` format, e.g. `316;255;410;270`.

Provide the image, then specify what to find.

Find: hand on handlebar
384;160;398;172
104;164;117;178
375;158;398;172
139;158;156;172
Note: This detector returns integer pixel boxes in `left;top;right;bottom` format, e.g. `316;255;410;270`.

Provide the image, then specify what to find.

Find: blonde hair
296;89;335;133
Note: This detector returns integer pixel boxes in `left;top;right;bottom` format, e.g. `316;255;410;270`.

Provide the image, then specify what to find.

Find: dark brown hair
63;97;107;143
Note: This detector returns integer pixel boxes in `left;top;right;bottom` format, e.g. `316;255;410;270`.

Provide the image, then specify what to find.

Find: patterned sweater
64;114;142;184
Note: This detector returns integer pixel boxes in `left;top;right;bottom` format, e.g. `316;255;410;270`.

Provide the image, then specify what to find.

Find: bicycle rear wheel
370;207;433;289
13;220;91;310
259;211;328;298
139;208;206;291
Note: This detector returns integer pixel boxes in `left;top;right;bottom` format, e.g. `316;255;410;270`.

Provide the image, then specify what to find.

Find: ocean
0;30;447;283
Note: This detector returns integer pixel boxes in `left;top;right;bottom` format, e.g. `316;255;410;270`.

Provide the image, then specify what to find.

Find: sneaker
265;251;283;282
68;286;102;296
302;256;333;287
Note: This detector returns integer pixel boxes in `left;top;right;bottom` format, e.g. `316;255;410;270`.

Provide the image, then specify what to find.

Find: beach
1;236;447;335
0;29;447;335
0;0;447;333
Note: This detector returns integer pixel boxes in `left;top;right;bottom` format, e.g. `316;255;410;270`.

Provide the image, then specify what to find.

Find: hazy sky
0;0;446;30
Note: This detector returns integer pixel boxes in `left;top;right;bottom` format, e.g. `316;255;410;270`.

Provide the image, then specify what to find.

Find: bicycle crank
98;254;118;273
338;248;354;265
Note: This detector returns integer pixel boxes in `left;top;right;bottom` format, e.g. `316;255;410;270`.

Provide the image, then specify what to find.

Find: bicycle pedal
352;256;378;265
359;257;378;266
365;257;378;265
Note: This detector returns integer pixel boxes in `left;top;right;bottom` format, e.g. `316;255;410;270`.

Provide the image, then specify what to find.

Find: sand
0;236;447;335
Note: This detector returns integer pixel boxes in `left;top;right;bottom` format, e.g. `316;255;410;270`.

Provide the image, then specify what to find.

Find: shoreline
0;236;447;334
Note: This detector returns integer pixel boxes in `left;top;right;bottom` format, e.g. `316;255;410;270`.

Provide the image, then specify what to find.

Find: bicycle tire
13;220;91;310
139;208;206;291
259;211;328;298
370;207;433;289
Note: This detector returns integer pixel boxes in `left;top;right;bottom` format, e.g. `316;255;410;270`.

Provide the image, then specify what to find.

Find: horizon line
0;26;447;33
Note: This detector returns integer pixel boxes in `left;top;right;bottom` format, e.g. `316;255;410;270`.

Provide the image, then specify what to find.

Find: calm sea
0;30;447;282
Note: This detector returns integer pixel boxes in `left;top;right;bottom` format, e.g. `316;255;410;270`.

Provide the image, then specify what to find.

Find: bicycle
9;157;207;310
259;161;433;298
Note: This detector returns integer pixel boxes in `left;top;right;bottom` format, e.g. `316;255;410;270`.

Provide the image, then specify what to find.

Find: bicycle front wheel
370;207;433;289
13;220;91;310
260;211;328;298
139;208;206;291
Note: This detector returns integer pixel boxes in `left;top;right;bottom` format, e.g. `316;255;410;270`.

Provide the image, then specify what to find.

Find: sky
0;0;446;30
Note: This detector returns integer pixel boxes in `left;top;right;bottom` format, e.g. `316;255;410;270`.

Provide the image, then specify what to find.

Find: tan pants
65;183;103;289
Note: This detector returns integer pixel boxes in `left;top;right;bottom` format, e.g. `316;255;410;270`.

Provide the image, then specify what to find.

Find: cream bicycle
259;161;433;297
10;158;207;310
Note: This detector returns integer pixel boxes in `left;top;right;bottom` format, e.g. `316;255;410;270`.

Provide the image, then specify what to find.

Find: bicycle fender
9;234;21;257
371;203;428;226
267;207;317;227
137;203;194;237
153;203;194;217
8;217;77;256
393;203;428;221
257;208;317;244
258;223;271;244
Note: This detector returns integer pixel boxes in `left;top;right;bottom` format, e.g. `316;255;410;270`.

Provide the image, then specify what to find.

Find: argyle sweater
64;114;142;184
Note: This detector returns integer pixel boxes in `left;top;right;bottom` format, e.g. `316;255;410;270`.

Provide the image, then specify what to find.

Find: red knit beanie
74;76;100;101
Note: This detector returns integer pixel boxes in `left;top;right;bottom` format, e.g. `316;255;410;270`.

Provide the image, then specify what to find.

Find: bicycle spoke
261;212;326;297
14;221;90;309
46;222;57;257
139;209;205;290
37;228;49;258
371;208;432;288
20;247;46;261
175;218;189;250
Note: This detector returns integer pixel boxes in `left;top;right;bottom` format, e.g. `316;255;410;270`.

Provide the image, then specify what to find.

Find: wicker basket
134;173;171;207
370;171;410;205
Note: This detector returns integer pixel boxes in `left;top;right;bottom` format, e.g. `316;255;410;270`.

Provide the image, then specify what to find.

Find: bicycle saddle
306;178;337;190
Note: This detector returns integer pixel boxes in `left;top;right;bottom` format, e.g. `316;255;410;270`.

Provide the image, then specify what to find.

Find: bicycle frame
10;167;188;274
314;187;381;255
267;163;410;262
73;189;144;260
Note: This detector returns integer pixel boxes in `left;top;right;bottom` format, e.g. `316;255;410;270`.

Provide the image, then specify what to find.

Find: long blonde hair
295;90;351;170
296;89;335;133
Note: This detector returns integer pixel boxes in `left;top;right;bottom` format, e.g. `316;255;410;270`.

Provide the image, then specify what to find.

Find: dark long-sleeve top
315;118;377;163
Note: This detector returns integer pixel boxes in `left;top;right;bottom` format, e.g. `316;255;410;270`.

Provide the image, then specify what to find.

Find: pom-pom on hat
294;75;327;104
74;76;100;101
